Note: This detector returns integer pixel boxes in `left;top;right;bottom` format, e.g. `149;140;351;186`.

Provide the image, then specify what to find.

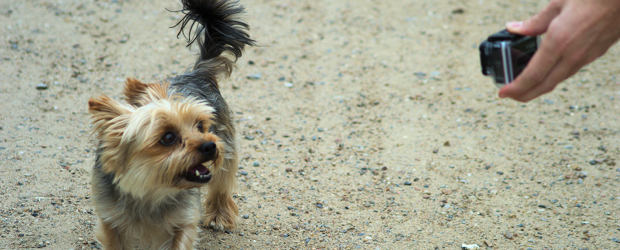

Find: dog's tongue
190;164;209;175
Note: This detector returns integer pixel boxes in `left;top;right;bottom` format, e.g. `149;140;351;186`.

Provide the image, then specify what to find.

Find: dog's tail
173;0;255;78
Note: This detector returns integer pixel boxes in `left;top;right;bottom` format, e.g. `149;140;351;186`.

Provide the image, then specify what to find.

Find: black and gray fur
169;0;255;159
91;0;253;248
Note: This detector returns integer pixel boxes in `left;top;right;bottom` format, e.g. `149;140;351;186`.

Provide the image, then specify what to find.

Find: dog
87;0;254;249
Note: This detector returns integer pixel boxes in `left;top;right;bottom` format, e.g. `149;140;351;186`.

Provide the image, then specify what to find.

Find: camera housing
479;29;540;87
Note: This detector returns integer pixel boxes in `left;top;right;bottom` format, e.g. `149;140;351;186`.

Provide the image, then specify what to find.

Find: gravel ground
2;0;620;249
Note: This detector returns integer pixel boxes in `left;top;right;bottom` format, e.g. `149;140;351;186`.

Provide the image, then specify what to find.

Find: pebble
239;171;248;176
242;215;250;219
252;161;259;167
461;244;479;250
36;83;48;90
246;73;261;80
564;145;574;149
245;135;255;140
404;181;412;186
284;82;294;88
504;232;515;239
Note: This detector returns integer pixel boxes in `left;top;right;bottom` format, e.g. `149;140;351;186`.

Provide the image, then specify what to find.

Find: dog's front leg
95;219;130;250
170;223;199;250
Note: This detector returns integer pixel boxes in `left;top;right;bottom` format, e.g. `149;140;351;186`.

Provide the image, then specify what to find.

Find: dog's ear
88;95;133;138
124;78;170;107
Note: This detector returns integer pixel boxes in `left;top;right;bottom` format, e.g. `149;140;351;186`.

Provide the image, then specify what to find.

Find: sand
2;0;620;249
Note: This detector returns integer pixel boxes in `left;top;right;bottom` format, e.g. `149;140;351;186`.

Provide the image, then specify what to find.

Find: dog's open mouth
183;162;212;183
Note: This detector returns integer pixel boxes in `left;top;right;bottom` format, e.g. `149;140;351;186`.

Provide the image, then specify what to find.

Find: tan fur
89;0;254;248
89;80;238;249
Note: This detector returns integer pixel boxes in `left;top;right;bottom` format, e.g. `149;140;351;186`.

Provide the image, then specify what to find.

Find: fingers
512;57;581;102
498;32;562;99
506;0;563;36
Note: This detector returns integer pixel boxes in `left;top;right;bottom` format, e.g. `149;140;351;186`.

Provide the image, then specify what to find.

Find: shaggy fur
88;0;254;249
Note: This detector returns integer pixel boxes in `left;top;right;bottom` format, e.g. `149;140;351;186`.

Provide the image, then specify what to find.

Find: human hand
498;0;620;102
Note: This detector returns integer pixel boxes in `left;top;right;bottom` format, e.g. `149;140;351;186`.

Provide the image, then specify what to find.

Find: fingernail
506;21;523;28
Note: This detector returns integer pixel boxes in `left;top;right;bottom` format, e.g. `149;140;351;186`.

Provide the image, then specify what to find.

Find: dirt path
2;0;620;249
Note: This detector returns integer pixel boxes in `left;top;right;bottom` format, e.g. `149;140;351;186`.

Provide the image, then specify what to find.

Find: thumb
506;2;562;36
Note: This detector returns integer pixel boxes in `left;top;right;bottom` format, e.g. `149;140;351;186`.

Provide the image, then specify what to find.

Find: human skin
498;0;620;102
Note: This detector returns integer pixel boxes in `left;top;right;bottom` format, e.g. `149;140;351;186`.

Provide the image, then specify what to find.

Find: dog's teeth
196;170;200;176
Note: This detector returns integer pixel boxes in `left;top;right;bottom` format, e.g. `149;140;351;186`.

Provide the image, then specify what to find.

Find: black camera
479;29;539;86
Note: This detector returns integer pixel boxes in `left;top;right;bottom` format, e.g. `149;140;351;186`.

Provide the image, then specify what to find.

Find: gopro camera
479;29;540;87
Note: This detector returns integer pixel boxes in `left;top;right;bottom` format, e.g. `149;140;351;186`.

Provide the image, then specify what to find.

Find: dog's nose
199;142;217;157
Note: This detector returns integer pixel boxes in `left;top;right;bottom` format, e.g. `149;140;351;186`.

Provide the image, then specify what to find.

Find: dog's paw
203;196;238;230
208;220;225;231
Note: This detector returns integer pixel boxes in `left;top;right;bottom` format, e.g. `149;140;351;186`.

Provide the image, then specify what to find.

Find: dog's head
88;78;224;198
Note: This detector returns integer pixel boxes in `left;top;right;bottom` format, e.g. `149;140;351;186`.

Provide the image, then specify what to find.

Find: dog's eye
197;121;204;133
160;132;177;145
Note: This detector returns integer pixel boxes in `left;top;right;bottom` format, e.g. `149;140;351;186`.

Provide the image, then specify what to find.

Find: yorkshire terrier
87;0;254;249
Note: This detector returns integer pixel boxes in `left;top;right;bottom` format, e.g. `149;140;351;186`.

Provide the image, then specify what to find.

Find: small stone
422;195;430;199
36;83;48;90
452;8;465;14
285;167;293;172
564;145;574;149
443;141;450;146
404;181;412;186
242;215;250;219
246;73;261;80
239;171;248;176
461;244;479;250
252;161;259;167
272;225;280;230
504;232;515;239
239;232;245;236
244;135;255;140
284;82;294;88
